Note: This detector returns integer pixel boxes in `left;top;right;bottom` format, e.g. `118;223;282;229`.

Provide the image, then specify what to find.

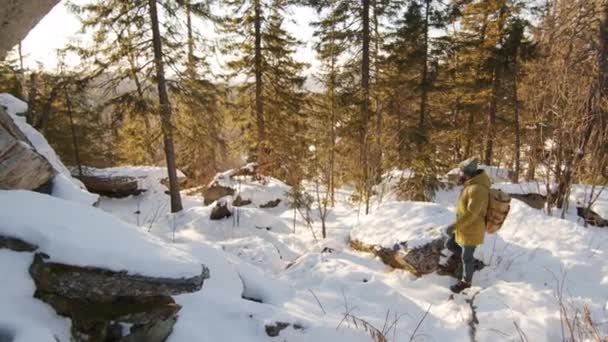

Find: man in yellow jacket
445;158;491;293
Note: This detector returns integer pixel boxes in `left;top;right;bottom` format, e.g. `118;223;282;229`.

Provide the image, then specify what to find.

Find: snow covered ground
1;158;607;341
91;169;608;341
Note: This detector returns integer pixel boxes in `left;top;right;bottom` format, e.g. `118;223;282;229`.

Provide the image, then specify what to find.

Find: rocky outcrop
0;0;60;61
350;238;446;276
29;253;209;342
0;107;55;190
29;253;208;300
74;174;143;198
1;233;209;342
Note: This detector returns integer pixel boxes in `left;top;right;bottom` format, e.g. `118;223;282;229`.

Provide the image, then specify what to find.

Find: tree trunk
329;53;337;207
372;0;382;186
362;0;371;215
26;72;37;125
419;0;430;138
65;87;82;177
186;1;196;80
148;0;183;213
512;56;521;183
484;65;500;165
254;0;266;168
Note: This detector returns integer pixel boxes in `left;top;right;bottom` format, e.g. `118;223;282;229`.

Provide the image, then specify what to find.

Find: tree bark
484;63;500;165
65;87;82;177
362;0;371;214
254;0;266;168
512;57;521;183
419;0;430;137
148;0;183;213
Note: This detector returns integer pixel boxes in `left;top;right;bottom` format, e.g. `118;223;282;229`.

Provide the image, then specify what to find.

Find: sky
18;0;321;79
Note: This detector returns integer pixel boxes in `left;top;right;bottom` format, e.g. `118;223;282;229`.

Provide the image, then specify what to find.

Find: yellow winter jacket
455;171;491;246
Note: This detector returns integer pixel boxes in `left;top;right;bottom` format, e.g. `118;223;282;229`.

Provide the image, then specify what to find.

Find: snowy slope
1;163;606;341
350;201;453;249
0;190;202;278
0;250;70;342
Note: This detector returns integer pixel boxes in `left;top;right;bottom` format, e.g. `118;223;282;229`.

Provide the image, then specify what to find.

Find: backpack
486;189;511;234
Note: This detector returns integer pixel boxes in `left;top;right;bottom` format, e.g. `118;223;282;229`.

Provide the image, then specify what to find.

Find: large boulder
28;252;209;341
0;106;54;190
0;0;60;60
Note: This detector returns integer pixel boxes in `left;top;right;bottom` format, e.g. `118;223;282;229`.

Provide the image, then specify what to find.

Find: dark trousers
446;234;476;283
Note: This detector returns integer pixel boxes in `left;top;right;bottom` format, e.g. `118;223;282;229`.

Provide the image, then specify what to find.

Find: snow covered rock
74;174;143;198
210;199;233;220
203;184;235;205
0;190;204;278
0;94;98;206
0;190;210;342
259;198;281;208
201;163;289;209
29;253;208;300
0;105;55;191
577;207;608;227
350;201;454;276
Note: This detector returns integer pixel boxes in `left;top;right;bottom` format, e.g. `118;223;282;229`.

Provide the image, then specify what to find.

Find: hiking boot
450;280;471;294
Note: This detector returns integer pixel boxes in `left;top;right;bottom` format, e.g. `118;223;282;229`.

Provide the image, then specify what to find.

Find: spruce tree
221;0;308;183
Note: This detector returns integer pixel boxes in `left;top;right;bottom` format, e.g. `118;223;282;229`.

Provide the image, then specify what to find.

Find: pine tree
454;0;524;163
308;0;392;213
221;0;308;183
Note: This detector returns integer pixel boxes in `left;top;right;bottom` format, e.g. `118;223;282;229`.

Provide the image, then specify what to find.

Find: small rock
577;207;608;227
0;235;38;252
233;195;252;207
265;322;291;337
260;199;281;209
210;201;232;220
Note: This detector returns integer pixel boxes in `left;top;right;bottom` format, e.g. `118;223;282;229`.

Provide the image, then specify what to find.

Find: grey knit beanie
459;158;479;177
